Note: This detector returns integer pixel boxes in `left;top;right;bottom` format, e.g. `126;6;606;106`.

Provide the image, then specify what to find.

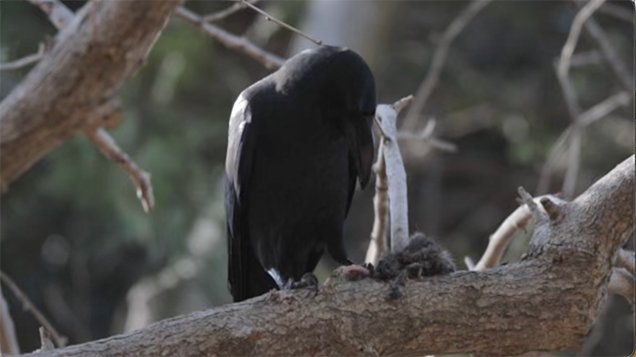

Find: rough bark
26;156;634;356
0;0;182;191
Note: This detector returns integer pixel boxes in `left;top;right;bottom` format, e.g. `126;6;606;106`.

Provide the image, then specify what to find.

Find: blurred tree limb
176;6;285;70
0;0;180;200
25;156;634;356
401;0;492;131
538;0;632;197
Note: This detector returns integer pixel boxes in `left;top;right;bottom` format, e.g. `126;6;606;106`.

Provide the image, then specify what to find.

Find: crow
225;45;376;302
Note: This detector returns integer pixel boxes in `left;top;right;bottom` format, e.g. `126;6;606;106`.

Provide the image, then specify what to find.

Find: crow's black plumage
225;45;376;302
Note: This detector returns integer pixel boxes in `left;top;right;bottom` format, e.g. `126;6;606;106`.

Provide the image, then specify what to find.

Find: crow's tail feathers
227;226;277;302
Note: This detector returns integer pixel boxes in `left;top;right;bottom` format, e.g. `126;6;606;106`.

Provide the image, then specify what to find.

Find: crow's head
276;45;377;187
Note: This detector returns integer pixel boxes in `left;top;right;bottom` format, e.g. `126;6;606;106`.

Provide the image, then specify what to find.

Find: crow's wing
225;91;276;301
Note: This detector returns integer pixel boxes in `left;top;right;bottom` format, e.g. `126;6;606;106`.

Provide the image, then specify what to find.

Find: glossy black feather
225;45;376;302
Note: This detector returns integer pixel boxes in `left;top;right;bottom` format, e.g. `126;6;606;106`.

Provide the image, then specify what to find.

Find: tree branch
470;194;564;271
24;0;156;213
370;96;413;255
26;0;74;29
25;156;634;355
0;291;20;354
0;271;66;348
580;6;632;93
0;44;45;71
84;128;155;213
239;0;322;45
175;6;285;70
202;0;260;22
401;0;492;131
0;0;182;192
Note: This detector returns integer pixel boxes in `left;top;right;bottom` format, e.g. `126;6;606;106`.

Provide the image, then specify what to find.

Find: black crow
225;45;376;302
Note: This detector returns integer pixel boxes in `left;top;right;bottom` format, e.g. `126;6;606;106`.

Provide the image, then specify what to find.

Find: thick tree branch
0;0;182;192
25;0;156;213
32;159;633;356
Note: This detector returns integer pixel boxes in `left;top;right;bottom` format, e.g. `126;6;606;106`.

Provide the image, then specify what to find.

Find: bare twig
239;0;322;45
582;16;633;93
396;119;457;153
568;50;602;67
578;91;630;126
470;194;563;271
202;0;260;22
84;128;155;213
0;44;45;71
401;0;492;131
554;0;606;198
597;1;633;22
26;0;74;28
556;0;606;120
175;6;285;70
0;271;67;348
537;91;628;194
558;0;606;81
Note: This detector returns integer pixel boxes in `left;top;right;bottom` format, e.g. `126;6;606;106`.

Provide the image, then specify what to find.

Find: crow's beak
346;114;375;188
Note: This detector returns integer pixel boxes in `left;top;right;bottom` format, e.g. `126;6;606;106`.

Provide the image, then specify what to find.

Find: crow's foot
286;273;319;295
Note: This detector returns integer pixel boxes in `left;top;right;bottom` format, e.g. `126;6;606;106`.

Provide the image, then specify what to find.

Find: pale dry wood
26;0;74;29
0;292;20;354
0;0;182;192
372;96;413;254
470;194;563;271
23;156;634;356
0;44;45;71
365;137;389;264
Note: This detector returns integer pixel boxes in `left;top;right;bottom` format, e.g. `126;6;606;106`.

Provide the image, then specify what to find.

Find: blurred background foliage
0;0;633;354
